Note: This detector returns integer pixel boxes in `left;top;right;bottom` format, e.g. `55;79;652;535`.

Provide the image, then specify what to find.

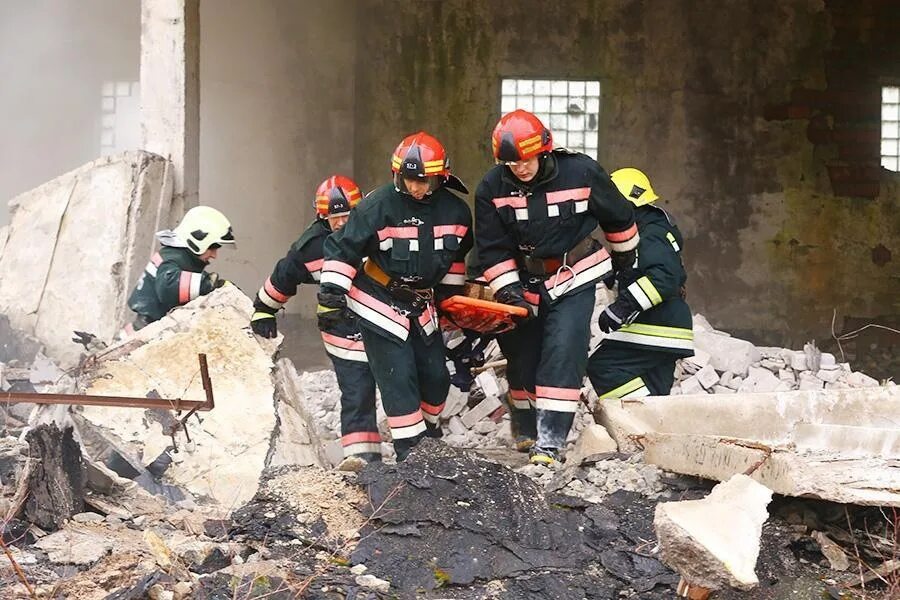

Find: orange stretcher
438;295;529;334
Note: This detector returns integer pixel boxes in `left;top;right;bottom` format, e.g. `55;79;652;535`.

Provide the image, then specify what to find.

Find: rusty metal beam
0;353;215;412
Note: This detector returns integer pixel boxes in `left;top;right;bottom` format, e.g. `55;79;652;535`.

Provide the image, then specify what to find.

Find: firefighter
475;110;639;466
126;206;235;333
250;176;380;470
319;132;473;461
587;168;694;400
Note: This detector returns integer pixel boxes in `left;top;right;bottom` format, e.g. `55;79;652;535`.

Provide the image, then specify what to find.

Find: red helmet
390;131;452;197
491;109;553;162
314;175;362;218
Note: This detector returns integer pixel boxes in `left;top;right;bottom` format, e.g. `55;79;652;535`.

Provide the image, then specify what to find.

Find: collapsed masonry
0;152;175;370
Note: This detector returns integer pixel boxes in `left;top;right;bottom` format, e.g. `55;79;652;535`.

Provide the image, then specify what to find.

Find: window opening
882;86;899;172
501;79;601;158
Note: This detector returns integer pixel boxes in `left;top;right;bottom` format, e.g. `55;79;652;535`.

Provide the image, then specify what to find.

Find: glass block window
100;81;141;156
500;79;601;158
882;86;900;172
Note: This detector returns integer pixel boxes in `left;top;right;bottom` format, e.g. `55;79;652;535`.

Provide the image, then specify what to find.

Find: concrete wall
353;0;899;349
0;1;140;227
200;0;357;314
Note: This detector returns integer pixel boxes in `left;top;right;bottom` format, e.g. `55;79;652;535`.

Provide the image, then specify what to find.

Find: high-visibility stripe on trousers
358;319;449;461
331;354;380;460
587;343;678;400
499;284;595;451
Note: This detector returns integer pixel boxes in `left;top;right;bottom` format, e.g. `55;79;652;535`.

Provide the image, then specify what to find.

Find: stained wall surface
353;0;899;351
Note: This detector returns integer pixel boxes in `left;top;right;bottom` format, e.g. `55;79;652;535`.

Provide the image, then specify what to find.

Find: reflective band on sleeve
606;224;639;252
626;276;661;311
637;276;663;306
484;259;520;292
320;260;357;291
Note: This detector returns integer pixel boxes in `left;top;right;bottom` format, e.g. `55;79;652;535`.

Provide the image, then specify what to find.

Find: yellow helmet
611;168;659;207
173;206;235;254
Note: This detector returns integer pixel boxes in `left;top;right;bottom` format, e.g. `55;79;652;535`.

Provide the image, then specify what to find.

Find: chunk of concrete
33;529;113;565
693;331;760;377
461;396;502;428
0;152;174;368
680;375;705;395
655;474;772;590
843;371;880;388
684;348;711;369
738;366;784;393
695;365;719;390
566;424;618;465
797;372;824;391
76;286;303;508
597;387;900;505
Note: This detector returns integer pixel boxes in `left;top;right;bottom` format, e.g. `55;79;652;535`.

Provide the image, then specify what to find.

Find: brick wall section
764;0;900;198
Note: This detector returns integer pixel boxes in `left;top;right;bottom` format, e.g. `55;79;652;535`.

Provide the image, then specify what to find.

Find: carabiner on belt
551;251;576;297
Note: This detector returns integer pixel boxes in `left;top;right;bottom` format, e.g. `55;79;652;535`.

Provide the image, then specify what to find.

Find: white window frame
882;85;899;172
500;78;601;159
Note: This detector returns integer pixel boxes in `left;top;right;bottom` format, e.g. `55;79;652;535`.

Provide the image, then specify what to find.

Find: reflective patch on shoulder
666;231;681;252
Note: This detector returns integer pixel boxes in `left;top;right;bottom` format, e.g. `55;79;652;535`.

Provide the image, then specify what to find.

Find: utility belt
364;260;434;309
519;235;598;276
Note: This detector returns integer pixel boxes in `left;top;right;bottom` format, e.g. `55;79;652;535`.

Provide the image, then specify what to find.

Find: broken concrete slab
692;330;760;377
461;396;503;428
33;528;114;565
567;424;618;465
268;358;329;468
655;474;772;591
0;152;174;368
597;387;900;505
76;286;305;508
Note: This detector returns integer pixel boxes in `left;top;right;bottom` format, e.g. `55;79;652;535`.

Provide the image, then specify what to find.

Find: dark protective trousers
358;322;449;460
500;285;595;451
329;354;380;461
586;342;677;399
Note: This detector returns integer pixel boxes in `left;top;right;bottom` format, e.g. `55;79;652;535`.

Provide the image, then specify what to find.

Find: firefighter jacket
603;204;694;356
254;218;366;362
475;151;639;307
320;183;473;344
127;245;217;323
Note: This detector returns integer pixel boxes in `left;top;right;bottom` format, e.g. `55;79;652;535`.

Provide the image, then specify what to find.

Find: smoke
0;1;140;228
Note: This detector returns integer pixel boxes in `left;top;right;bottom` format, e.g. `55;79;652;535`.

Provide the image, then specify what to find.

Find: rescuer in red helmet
475;110;639;466
318;132;473;461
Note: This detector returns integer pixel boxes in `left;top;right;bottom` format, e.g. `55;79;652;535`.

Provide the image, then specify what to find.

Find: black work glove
250;312;278;338
597;296;641;334
494;283;534;323
316;291;347;331
610;249;637;276
208;272;230;289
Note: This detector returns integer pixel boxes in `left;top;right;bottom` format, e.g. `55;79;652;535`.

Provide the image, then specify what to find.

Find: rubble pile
517;452;666;504
672;315;886;395
71;286;324;507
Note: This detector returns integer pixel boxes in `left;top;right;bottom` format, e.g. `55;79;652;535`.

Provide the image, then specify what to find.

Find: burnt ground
224;440;857;600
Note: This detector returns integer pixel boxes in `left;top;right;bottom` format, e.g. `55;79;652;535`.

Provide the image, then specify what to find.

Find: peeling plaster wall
0;1;139;227
200;0;357;314
354;0;899;349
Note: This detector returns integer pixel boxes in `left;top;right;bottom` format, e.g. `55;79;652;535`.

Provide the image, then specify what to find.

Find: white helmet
173;206;235;254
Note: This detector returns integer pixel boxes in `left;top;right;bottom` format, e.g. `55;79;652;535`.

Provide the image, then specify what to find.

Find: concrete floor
276;314;331;373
